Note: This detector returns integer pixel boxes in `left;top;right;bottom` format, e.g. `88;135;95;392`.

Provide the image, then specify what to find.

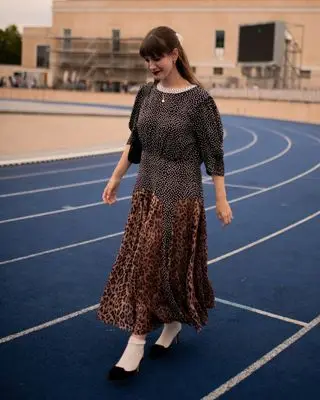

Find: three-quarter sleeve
126;85;146;145
194;96;225;176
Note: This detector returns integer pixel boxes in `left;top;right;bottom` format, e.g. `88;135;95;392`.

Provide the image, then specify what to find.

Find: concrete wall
1;87;319;162
1;87;320;123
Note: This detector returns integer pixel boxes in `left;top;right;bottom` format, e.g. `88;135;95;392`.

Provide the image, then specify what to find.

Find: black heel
149;331;181;360
108;359;143;381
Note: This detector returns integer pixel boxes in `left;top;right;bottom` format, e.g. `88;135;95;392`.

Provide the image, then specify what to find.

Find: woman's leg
154;321;182;348
113;333;147;372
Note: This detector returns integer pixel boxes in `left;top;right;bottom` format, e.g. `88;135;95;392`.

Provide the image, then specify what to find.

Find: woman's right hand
102;177;121;205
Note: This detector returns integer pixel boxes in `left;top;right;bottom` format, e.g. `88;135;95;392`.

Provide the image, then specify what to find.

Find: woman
97;26;233;381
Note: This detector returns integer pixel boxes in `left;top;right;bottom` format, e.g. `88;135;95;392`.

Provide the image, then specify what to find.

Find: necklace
157;82;196;103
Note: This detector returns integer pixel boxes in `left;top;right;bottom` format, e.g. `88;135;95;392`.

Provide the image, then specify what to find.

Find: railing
209;88;320;103
52;38;142;54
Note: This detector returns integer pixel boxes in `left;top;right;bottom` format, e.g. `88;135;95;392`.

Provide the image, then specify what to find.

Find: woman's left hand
216;198;233;226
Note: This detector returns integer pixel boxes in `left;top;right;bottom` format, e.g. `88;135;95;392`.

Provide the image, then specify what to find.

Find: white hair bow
176;32;184;45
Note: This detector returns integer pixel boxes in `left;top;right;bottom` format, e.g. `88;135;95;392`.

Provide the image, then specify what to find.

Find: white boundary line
0;126;274;223
281;126;320;144
0;161;118;181
0;162;318;266
0;126;281;198
202;127;291;184
0;211;316;344
0;196;132;225
0;147;124;168
0;298;308;346
204;183;265;191
0;124;233;173
222;127;258;156
0;231;125;266
225;128;292;177
0;125;247;183
207;211;320;265
0;172;137;199
0;180;263;224
202;314;320;400
0;304;101;345
215;299;307;327
205;162;319;212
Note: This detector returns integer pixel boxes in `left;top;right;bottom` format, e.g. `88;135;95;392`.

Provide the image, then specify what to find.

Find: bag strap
133;82;154;131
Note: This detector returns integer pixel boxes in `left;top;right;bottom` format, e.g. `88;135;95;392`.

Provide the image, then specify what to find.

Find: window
213;67;224;75
112;29;120;52
36;45;50;68
215;30;225;49
300;70;311;79
63;28;72;50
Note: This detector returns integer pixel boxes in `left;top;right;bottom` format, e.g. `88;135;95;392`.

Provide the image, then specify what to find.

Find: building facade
21;0;320;90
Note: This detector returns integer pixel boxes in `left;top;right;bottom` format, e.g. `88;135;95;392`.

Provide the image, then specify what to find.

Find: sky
0;0;52;31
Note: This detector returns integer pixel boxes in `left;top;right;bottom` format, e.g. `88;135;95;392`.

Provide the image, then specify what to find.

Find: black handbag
128;83;153;164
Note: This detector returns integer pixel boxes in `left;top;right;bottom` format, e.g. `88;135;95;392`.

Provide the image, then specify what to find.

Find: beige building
19;0;320;90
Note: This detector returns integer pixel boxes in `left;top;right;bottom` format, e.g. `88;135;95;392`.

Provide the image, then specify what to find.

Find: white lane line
0;180;264;224
208;210;320;265
0;304;101;345
203;182;265;191
0;210;316;344
0;127;245;182
202;127;292;185
0;128;278;202
202;314;320;400
281;126;320;144
225;128;292;177
0;161;318;266
205;162;320;212
0;147;125;168
215;299;307;327
0;161;118;181
0;126;258;197
0;172;138;198
223;127;258;156
0;231;124;266
226;184;265;190
0;298;306;345
0;128;259;222
0;196;132;225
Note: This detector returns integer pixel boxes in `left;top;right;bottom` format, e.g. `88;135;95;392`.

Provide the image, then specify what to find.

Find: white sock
116;336;145;372
155;322;182;348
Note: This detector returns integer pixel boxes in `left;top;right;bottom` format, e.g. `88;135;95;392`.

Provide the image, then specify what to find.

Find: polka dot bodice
127;82;225;203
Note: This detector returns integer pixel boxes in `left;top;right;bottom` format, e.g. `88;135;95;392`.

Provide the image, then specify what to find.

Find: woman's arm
111;144;132;180
212;175;227;201
212;175;233;226
102;144;132;204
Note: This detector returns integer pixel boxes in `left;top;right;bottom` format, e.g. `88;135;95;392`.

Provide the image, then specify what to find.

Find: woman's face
144;51;177;80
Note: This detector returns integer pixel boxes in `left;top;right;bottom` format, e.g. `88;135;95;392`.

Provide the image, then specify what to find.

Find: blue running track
0;113;319;400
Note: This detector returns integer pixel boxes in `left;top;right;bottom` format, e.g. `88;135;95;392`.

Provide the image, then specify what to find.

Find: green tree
0;25;22;65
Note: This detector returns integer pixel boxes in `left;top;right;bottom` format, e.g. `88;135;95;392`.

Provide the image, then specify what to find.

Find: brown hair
139;26;201;86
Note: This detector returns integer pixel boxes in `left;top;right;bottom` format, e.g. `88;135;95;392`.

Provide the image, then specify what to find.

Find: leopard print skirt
97;188;215;335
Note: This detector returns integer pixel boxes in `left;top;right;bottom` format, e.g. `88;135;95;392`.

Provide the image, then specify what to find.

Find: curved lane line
0;161;318;266
0;210;318;344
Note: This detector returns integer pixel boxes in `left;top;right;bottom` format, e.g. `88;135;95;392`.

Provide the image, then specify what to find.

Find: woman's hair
139;26;201;86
